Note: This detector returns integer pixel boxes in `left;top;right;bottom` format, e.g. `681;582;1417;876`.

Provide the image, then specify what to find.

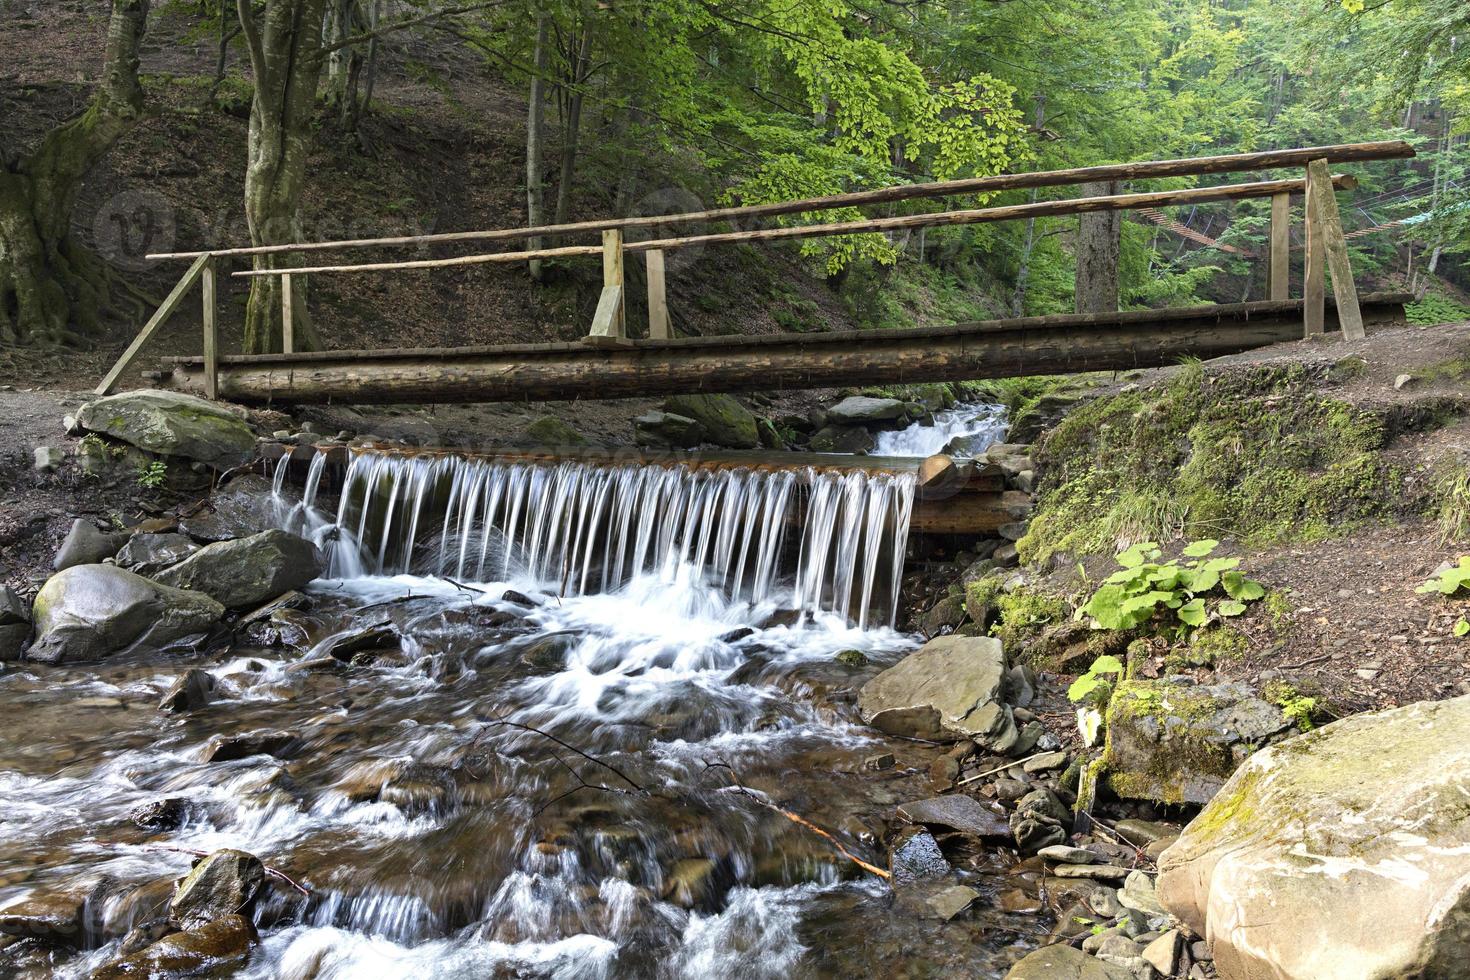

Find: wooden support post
202;256;218;400
646;249;671;339
95;253;212;396
1306;158;1366;341
587;229;627;345
1303;165;1326;337
1269;192;1290;301
281;271;295;354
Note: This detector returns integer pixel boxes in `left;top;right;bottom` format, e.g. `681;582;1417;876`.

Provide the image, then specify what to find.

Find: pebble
863;753;895;771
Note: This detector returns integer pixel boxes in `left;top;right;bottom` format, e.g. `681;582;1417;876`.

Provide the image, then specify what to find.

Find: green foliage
1080;539;1265;636
135;459;168;489
1066;654;1124;704
1417;557;1470;597
1406;293;1470;326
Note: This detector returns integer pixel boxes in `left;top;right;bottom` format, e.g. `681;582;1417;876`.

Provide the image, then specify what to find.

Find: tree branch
235;0;266;83
320;0;513;56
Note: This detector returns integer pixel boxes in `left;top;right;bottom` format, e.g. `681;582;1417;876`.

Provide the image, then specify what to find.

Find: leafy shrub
1406;293;1470;325
1417;558;1470;637
136;460;168;489
1067;653;1125;745
1080;539;1265;637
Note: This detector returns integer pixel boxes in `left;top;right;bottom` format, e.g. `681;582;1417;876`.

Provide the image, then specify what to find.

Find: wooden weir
102;141;1415;404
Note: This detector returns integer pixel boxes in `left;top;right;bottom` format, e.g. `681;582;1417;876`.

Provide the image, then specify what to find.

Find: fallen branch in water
956;750;1051;787
474;714;647;793
444;577;487;596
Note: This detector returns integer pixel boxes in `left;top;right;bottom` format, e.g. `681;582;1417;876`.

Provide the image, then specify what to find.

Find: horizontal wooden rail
231;175;1356;279
149;141;1410;262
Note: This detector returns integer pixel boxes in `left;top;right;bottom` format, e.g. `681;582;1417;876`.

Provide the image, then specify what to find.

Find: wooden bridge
100;141;1415;405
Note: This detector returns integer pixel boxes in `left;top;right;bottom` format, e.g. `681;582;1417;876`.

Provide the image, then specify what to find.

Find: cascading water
872;402;1008;458
306;451;915;629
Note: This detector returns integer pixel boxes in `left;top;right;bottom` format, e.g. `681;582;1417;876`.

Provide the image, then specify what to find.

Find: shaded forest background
0;0;1466;376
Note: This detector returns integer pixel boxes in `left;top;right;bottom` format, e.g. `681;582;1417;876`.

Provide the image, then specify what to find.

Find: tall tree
0;0;149;346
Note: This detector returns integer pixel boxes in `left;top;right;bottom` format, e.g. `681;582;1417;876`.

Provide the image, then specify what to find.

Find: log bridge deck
103;141;1416;406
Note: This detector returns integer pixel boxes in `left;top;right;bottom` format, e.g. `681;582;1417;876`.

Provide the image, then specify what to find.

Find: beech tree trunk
0;0;148;346
1075;179;1122;314
526;12;551;281
237;0;328;354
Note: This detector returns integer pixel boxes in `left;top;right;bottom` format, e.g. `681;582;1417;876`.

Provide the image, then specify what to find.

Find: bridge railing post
202;255;218;400
646;249;671;339
587;229;627;346
281;271;296;354
1268;192;1290;301
1305;158;1366;341
1303;166;1326;337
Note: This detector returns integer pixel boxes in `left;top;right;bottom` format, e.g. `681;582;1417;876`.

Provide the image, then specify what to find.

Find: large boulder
170;849;265;930
1102;679;1294;805
76;391;256;469
155;530;324;610
1157;695;1470;980
115;532;200;577
826;396;909;426
858;636;1019;752
28;565;224;665
663;394;759;449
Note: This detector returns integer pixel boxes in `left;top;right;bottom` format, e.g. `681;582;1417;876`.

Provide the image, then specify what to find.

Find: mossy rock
662;394;758;449
518;415;588;447
76;390;256;469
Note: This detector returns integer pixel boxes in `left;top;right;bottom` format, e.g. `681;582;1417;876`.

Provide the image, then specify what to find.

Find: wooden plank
586;284;625;345
95;253;212;396
164;295;1408;405
281;271;295;354
645;249;671;339
152;141;1413;261
1303;165;1326;336
1269;192;1290;301
231;175;1360;279
603;229;624;338
1306;158;1366;341
202;257;218;401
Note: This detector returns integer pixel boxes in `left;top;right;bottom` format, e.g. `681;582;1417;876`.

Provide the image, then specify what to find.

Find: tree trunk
1009;96;1046;316
0;0;149;346
1075;180;1122;314
553;17;596;227
237;0;329;354
526;11;550;281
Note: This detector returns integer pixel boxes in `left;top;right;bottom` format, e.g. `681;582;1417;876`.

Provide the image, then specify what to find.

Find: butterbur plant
1067;654;1124;746
1416;558;1470;637
1080;539;1266;636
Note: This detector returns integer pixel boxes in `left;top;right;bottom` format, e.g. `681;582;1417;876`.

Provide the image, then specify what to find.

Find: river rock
888;828;950;886
76;390;256;468
170;850;265;931
1009;788;1069;854
1038;845;1095;864
155;530;324;610
177;475;282;542
808;424;875;454
129;798;193;831
1141;929;1184;977
0;587;29;661
896;794;1010;839
663;394;759;449
826;396;909;425
634;411;706;449
159;668;217;713
0;877;113;947
53;518;127;571
1103;679;1295;805
858;635;1019;752
1005;944;1136;979
1157;694;1470;980
917;594;966;638
1117;869;1164;915
114;532;200;577
203;730;296;762
28;565;224;665
92;913;251;979
908;883;980;921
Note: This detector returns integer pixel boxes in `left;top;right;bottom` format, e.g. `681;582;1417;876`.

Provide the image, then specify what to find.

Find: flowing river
0;407;1034;978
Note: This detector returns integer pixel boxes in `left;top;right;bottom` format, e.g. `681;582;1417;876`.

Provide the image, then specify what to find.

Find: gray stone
1103;679;1295;805
169;849;265;931
54;519;126;571
1095;934;1154;977
1023;750;1068;773
0;623;28;661
826;395;909;425
76;391;256;468
1009;788;1069;854
808;424;875;454
1053;864;1131;881
918;883;979;921
1118;870;1164;915
896;794;1010;838
177;474;282;542
1004;944;1135;979
663;394;759;449
155;530;324;610
1158;694;1470;980
203;730;295;762
33;446;64;472
1114;819;1181;846
858;635;1018;752
29;565;224;665
158;668;217;713
1142;929;1184;977
1038;845;1095;864
888;828;950;886
633;411;706;449
129;798;192;831
114;533;200;577
918;593;966;637
0;586;28;626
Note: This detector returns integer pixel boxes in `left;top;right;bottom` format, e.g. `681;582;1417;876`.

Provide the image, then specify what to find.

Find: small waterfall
872;402;1007;457
282;451;916;628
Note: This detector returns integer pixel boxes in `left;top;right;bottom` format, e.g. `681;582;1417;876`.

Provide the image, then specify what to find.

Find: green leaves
1081;539;1267;635
1066;654;1123;703
1417;557;1470;597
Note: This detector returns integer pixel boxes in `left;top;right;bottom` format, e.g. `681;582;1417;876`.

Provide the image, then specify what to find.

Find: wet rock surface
170;850;265;931
155;530;324;610
28;565;224;665
858;635;1018;750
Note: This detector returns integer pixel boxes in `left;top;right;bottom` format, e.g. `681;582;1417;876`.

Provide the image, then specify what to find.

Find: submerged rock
663;394;759;449
0;877;112;947
28;565;224;665
1157;694;1470;980
92;913;251;978
155;530;324;610
76;390;256;468
857;635;1018;751
158;668;217;714
1102;679;1295;805
888;828;950;886
170;850;265;931
53;518;127;571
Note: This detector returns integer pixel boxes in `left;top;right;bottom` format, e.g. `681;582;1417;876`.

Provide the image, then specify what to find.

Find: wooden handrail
148;141;1410;262
229;174;1356;279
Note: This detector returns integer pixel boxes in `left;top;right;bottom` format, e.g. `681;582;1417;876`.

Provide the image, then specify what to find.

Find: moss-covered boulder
1101;679;1295;805
76;391;256;469
1157;694;1470;980
516;415;589;447
809;424;875;454
155;529;323;610
663;394;759;449
29;565;224;665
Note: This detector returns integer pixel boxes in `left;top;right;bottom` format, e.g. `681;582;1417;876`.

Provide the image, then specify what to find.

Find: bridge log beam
163;294;1407;406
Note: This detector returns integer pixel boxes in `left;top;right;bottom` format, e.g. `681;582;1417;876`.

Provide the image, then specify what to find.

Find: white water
871;402;1007;458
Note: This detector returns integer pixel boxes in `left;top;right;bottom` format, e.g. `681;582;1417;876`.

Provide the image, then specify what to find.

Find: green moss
1019;362;1410;562
1101;680;1242;805
1264;589;1295;632
988;584;1066;650
1183;625;1249;667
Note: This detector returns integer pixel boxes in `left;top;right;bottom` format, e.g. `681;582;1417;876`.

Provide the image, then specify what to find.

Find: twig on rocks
444;577;487;595
956;751;1050;787
132;844;312;897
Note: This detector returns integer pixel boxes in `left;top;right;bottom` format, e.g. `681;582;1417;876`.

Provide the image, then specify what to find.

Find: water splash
872;402;1007;458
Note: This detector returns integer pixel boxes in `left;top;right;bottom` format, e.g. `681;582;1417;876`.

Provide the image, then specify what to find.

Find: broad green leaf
1456;619;1470;638
1203;557;1241;573
1218;599;1247;617
1117;543;1156;568
1089;655;1124;675
1190;567;1221;593
1067;673;1103;702
1222;572;1267;602
1177;598;1207;626
1182;539;1219;558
